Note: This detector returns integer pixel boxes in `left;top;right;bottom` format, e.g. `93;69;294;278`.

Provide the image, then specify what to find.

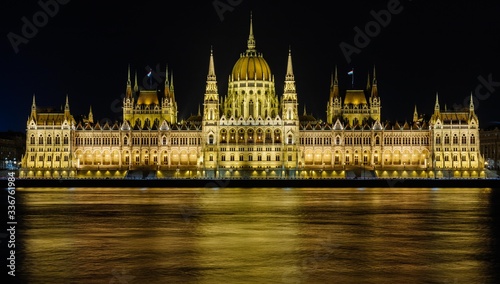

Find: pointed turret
327;65;342;124
164;64;170;99
329;66;339;100
366;73;371;91
282;47;298;122
64;94;70;118
370;65;378;98
413;105;418;123
469;92;475;113
169;70;175;101
368;65;381;122
434;92;440;114
30;94;37;119
126;64;132;98
88;105;94;124
133;71;139;92
283;47;296;95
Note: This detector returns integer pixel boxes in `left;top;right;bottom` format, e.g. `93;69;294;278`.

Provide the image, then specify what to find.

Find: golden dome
230;13;272;81
231;53;272;81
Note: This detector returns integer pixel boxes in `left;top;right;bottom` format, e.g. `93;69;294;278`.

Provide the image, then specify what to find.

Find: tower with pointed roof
326;66;380;126
122;65;178;129
369;66;381;122
326;66;341;124
202;47;220;170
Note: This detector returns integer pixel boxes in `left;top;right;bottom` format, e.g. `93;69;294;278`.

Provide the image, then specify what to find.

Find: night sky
1;0;500;133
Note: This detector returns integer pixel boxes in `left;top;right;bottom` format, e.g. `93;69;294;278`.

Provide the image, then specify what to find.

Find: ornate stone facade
20;16;485;179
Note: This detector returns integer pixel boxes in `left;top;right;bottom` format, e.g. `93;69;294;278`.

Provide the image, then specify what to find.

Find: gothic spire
205;47;219;96
371;65;378;98
65;94;70;113
126;65;132;98
30;94;37;118
434;92;440;114
247;11;256;52
134;71;138;92
283;47;297;101
469;92;475;114
329;65;339;100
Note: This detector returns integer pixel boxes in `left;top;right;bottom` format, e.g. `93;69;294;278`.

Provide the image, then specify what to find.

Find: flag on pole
348;68;354;88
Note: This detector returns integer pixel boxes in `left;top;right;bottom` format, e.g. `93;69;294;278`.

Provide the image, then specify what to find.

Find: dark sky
1;0;500;133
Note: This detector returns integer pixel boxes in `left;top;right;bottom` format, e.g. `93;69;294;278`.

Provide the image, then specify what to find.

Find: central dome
231;53;271;81
230;13;272;82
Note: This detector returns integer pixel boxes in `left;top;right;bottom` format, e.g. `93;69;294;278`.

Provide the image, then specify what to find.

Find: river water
6;187;500;283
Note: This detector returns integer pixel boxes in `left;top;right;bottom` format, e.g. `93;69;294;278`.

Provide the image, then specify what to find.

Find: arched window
162;136;167;145
470;134;476;144
208;134;214;144
453;134;458;144
63;136;69;145
124;136;128;145
444;135;450;144
30;135;35;145
39;136;44;145
462;134;467;144
287;134;293;144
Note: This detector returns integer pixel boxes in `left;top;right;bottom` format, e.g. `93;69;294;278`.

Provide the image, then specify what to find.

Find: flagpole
352;68;354;88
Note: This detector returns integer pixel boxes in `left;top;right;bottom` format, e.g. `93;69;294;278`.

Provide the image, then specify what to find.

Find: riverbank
11;177;500;188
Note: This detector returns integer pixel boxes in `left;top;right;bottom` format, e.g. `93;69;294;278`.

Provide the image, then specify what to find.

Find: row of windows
209;154;293;162
219;147;282;152
30;155;69;162
30;136;69;145
435;155;476;162
75;137;120;145
220;154;282;162
75;136;201;146
383;137;430;145
301;137;332;145
300;136;431;146
435;134;476;145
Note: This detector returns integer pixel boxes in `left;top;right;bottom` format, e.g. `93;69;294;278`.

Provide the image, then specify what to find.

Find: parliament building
20;16;485;179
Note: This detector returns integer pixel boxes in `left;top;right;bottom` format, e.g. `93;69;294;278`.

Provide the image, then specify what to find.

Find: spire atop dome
247;11;256;52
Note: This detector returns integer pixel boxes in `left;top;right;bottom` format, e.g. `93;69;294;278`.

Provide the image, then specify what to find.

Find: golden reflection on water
16;187;496;284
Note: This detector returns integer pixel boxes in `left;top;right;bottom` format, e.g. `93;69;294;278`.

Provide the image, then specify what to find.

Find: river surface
5;187;500;283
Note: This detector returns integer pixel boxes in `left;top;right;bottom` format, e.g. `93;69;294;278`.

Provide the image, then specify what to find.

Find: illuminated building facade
20;16;485;179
